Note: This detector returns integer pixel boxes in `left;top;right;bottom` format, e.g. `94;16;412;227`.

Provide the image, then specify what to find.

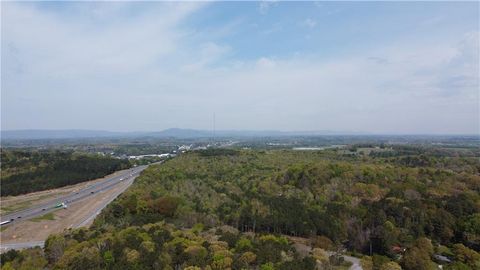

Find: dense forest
2;147;479;269
0;150;131;196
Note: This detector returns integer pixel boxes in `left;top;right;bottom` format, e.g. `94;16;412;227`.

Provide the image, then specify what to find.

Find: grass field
30;212;56;222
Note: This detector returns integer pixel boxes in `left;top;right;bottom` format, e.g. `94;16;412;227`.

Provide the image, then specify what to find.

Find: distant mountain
0;129;124;140
149;128;213;138
1;128;367;140
213;130;364;137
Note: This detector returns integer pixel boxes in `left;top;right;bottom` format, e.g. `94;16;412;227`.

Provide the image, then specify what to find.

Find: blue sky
1;1;479;134
184;2;478;60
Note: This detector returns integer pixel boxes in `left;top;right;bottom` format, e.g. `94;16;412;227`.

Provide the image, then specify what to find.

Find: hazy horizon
2;2;479;134
2;128;479;137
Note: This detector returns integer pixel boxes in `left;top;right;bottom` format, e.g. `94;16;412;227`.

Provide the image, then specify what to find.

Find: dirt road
287;236;363;270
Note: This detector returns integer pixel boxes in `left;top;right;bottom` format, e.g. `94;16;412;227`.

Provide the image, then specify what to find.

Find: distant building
128;153;171;160
178;145;192;151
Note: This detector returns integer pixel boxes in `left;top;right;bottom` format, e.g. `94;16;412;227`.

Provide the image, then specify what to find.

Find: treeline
95;150;479;269
4;148;479;269
197;149;240;157
367;144;480;158
113;144;177;156
1;223;329;270
1;150;130;196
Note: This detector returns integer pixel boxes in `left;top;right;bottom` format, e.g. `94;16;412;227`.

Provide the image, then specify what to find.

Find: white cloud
302;18;317;28
256;57;277;68
1;2;205;77
181;42;230;71
1;2;478;134
258;1;277;15
167;36;478;134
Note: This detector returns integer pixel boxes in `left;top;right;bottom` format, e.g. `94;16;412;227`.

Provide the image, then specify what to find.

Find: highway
0;165;148;227
0;241;45;251
74;174;136;228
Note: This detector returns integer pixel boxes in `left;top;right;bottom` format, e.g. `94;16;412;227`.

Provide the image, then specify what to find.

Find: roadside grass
1;194;61;215
31;212;56;222
1;201;32;215
0;226;8;232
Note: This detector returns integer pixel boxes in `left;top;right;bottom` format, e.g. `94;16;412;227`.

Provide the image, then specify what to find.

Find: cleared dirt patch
0;171;135;246
0;169;130;215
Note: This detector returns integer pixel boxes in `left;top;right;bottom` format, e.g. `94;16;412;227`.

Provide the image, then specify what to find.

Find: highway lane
74;177;135;228
0;241;45;251
0;165;148;226
0;177;140;252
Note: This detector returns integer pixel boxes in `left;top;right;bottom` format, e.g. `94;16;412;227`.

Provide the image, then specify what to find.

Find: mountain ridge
1;128;367;140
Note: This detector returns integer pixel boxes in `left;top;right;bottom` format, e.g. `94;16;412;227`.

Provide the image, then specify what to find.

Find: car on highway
0;220;11;226
55;202;68;209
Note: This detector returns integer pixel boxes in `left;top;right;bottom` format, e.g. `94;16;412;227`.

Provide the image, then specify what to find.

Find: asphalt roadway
1;164;149;234
0;164;151;252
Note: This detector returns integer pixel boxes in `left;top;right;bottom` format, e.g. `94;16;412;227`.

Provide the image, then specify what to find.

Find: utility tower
213;112;216;146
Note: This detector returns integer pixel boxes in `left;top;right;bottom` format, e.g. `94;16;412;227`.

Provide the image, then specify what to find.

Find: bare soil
0;169;129;215
0;171;133;245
